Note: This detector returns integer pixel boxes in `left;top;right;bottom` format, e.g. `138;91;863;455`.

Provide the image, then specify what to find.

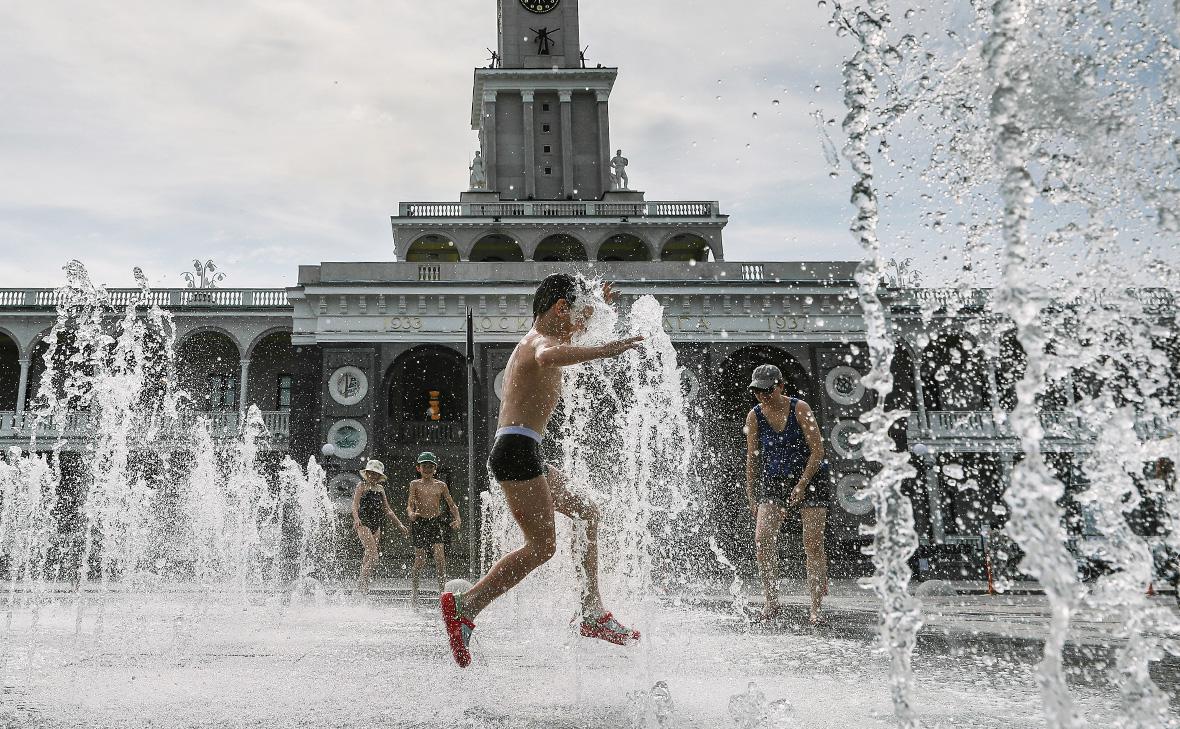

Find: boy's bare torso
497;329;564;434
409;478;449;519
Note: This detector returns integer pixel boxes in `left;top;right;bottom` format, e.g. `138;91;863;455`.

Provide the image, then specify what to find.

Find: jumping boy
408;451;461;607
439;273;644;667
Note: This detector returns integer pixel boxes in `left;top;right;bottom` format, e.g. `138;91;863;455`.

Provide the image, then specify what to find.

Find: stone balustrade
398;200;720;219
0;410;291;449
0;288;291;310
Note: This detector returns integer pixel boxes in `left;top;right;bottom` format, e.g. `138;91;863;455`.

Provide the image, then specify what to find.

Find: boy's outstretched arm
535;336;644;368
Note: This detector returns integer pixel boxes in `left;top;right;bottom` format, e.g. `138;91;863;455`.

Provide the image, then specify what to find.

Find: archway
702;345;812;569
0;331;18;411
533;234;588;262
596;233;651;262
661;233;712;262
177;331;241;411
920;332;988;412
710;345;813;423
245;330;294;412
406;234;461;263
469;234;525;263
387;346;467;445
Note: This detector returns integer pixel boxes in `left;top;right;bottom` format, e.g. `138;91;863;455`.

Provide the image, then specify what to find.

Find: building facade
1;1;1176;578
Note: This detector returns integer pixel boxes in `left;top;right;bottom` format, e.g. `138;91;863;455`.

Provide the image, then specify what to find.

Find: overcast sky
1;1;1175;290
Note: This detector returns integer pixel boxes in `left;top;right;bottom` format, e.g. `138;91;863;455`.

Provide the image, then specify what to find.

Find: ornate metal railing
912;410;1173;441
0;410;290;445
395;421;466;444
398;200;721;219
0;288;291;309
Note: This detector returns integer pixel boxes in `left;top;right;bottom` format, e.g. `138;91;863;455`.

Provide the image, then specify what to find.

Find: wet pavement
0;579;1176;728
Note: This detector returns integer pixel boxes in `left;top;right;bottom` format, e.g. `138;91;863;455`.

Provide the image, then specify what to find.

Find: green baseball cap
417;451;439;464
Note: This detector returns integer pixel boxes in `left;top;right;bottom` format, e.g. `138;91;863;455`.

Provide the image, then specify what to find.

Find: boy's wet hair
533;273;584;319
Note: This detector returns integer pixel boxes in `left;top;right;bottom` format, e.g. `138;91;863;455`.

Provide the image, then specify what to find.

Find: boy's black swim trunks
487;433;547;482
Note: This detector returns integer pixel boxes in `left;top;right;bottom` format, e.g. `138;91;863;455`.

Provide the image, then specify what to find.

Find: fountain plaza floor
2;578;1176;728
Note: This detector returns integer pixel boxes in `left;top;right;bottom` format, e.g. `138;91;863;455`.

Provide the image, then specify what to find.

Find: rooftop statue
469;151;487;190
609;149;629;190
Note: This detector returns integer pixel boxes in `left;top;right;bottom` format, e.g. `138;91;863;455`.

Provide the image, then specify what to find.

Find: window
543;145;551;153
206;374;237;410
544;167;552;175
542;123;551;133
276;374;293;411
542;103;550;112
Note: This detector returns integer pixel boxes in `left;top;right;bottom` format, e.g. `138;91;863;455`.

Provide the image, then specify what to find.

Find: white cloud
0;0;1175;289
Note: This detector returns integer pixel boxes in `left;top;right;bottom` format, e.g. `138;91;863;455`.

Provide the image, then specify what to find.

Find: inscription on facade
342;312;865;338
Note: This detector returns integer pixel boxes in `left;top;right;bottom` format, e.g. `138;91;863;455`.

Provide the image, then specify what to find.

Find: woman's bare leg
460;474;556;619
755;503;787;616
411;547;426;607
356;526;380;594
548;465;603;617
801;507;829;622
432;542;447;593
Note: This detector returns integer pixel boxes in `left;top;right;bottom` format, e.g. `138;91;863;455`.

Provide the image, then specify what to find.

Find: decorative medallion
836;473;872;516
326;418;368;459
329;366;369;406
830;419;867;460
327;473;361;515
825;365;866;406
493;369;506;400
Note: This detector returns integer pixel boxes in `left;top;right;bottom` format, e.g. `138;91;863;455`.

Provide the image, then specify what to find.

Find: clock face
520;0;559;13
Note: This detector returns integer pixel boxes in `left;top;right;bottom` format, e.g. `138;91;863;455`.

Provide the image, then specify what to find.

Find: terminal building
1;0;1176;578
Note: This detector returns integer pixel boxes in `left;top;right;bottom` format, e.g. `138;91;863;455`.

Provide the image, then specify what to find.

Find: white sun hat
360;459;387;482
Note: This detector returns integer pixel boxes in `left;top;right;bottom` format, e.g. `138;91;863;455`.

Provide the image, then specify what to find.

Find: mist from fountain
827;0;1180;726
0;262;335;645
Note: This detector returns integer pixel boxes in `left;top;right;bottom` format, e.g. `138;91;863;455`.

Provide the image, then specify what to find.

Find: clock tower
498;0;582;69
473;0;615;200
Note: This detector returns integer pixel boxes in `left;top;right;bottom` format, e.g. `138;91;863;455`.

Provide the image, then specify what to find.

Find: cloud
0;0;1175;289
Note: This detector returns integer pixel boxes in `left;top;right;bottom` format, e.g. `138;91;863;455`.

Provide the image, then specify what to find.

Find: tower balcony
391;199;727;263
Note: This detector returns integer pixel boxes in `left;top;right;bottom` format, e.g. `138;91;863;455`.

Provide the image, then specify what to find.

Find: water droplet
751;112;758;119
771;99;781;106
813;84;822;92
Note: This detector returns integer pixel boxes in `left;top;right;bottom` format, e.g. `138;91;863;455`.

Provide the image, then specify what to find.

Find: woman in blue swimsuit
744;364;831;625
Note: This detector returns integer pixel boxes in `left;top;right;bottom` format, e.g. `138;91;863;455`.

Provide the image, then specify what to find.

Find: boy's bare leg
460;474;557;619
801;507;828;622
432;543;447;593
411;548;426;607
547;465;604;617
754;503;787;616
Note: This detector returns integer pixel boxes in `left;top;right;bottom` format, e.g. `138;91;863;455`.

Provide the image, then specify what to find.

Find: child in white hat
352;459;409;595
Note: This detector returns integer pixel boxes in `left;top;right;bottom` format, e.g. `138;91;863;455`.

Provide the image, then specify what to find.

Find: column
521;90;536;199
483;91;498;191
909;342;928;430
922;452;945;543
595;89;611;195
15;357;30;413
559;90;574;196
238;359;251;414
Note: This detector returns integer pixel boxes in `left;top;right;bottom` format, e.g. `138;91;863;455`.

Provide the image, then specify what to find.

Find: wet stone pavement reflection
2;579;1174;728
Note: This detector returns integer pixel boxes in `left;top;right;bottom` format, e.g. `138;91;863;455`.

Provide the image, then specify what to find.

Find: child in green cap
407;451;461;608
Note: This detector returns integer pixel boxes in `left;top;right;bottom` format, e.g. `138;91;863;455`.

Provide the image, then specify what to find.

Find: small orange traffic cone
985;553;996;596
1147;582;1156;597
